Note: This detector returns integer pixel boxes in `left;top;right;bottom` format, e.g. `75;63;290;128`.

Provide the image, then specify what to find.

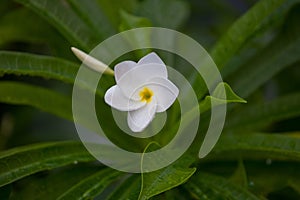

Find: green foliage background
0;0;299;199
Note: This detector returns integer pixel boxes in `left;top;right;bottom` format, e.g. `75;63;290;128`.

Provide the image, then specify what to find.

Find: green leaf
229;4;300;97
96;0;138;29
210;133;300;161
0;141;94;187
105;175;141;200
199;82;246;113
139;166;196;200
119;10;152;31
225;93;300;131
14;0;101;51
139;143;196;200
0;51;106;96
10;164;100;200
0;0;15;18
0;8;67;48
0;81;72;120
66;0;116;39
137;0;189;29
57;168;122;200
210;0;291;69
0;51;78;84
185;172;259;200
244;162;300;196
118;10;152;58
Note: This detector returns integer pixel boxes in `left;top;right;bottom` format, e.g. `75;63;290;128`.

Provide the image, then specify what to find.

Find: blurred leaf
219;0;300;78
119;10;152;58
185;172;259;199
14;0;101;51
225;93;300;131
229;160;248;188
245;162;300;196
66;0;116;39
210;133;300;161
0;184;11;200
229;4;300;97
0;8;69;55
210;0;295;69
0;0;16;18
137;0;189;29
57;168;122;200
0;51;78;84
119;10;152;31
0;141;94;187
96;0;138;28
0;81;72;120
200;82;246;113
105;175;141;200
10;164;100;200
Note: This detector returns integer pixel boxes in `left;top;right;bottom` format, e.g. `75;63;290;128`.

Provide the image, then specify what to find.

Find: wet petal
104;85;145;111
127;98;157;132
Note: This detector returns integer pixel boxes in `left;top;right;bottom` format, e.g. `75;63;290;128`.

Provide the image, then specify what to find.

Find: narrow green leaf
210;133;300;161
105;175;141;200
0;8;66;47
57;168;122;200
0;81;72;120
225;93;300;131
0;51;78;83
0;51;106;96
66;0;116;39
14;0;101;51
210;0;289;69
139;143;196;200
10;164;100;200
0;141;94;187
185;172;259;200
137;0;189;29
244;162;300;196
229;5;300;97
139;166;196;200
200;82;246;113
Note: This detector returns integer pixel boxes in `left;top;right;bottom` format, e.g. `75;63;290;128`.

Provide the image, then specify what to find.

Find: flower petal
118;63;168;100
127;98;157;132
104;85;145;111
146;77;179;112
114;61;137;83
138;52;165;66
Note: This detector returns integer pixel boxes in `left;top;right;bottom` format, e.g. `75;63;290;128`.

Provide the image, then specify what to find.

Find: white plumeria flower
105;52;179;132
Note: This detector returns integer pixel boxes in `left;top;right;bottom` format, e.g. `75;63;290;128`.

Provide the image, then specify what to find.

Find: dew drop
266;158;272;165
249;181;254;187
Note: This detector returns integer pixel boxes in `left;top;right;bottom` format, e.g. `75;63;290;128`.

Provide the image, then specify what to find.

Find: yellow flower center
139;87;153;103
